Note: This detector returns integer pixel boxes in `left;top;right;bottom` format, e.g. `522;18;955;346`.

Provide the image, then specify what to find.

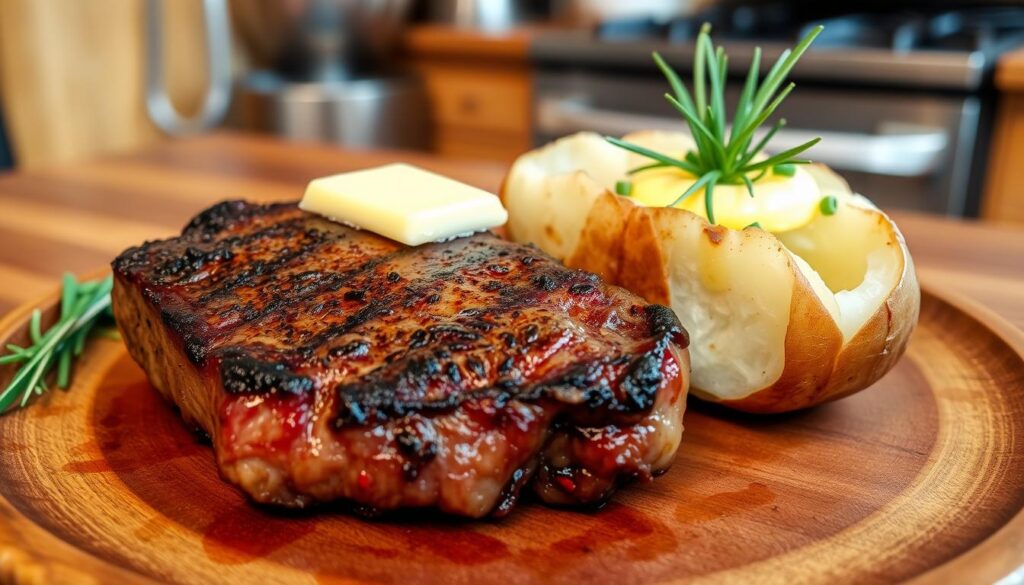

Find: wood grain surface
0;279;1023;584
0;132;1023;584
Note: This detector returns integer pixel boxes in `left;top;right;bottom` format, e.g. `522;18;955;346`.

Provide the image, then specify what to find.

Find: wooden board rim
907;282;1024;584
0;272;1022;584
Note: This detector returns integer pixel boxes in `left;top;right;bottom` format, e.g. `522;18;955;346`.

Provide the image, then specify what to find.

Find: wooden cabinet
983;49;1024;225
402;25;534;163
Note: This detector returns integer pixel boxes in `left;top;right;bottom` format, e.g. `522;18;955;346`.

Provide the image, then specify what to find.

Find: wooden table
2;132;1024;584
1;131;1022;333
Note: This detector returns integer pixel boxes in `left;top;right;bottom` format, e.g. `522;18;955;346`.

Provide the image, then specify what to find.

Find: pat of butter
299;163;508;246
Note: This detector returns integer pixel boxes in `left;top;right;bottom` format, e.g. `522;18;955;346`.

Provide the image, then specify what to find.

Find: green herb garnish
606;23;823;224
615;180;634;196
819;195;838;215
772;163;796;177
0;274;116;414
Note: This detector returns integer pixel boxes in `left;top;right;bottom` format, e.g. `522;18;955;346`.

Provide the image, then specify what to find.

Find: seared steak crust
113;200;689;517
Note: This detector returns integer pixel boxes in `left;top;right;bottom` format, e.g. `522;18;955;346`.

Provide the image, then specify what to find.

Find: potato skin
567;191;633;284
805;218;919;406
707;199;919;412
621;205;848;413
501;155;920;413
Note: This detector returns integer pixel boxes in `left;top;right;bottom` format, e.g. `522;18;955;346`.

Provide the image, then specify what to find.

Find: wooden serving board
0;280;1022;585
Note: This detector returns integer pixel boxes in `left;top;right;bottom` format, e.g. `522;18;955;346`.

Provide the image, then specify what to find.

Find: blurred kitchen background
1;0;1023;222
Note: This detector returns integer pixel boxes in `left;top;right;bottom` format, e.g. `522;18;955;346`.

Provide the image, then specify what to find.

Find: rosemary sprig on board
0;274;116;414
605;23;824;224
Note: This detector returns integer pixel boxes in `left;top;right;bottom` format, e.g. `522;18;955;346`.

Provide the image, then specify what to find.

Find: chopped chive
773;163;796;176
745;221;762;229
820;195;838;215
615;180;633;196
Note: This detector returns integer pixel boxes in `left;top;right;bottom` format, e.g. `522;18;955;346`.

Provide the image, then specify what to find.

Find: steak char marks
112;200;689;517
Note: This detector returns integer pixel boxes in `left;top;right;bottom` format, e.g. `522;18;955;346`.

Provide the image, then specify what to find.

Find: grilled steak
112;200;689;517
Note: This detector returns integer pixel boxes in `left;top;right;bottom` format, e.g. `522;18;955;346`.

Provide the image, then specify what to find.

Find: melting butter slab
300;163;508;246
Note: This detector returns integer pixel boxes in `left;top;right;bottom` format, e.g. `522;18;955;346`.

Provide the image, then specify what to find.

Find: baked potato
501;130;920;413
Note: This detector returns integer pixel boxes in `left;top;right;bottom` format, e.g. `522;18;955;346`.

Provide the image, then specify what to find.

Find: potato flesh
619;132;904;354
503;133;627;258
502;131;910;402
633;164;823;233
657;222;792;398
776;196;904;341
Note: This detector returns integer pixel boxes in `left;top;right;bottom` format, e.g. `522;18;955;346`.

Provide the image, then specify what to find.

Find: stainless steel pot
231;0;412;80
145;0;413;136
427;0;536;30
231;72;430;150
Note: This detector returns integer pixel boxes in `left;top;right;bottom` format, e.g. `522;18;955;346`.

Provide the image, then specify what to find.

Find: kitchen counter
0;132;1022;332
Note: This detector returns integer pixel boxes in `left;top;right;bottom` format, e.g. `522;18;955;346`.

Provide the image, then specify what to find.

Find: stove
530;3;1024;216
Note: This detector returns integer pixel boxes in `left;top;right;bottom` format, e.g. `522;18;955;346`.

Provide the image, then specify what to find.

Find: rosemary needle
606;24;824;225
0;274;116;414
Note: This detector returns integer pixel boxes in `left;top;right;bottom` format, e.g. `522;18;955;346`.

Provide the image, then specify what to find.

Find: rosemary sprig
606;23;824;224
0;274;116;414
